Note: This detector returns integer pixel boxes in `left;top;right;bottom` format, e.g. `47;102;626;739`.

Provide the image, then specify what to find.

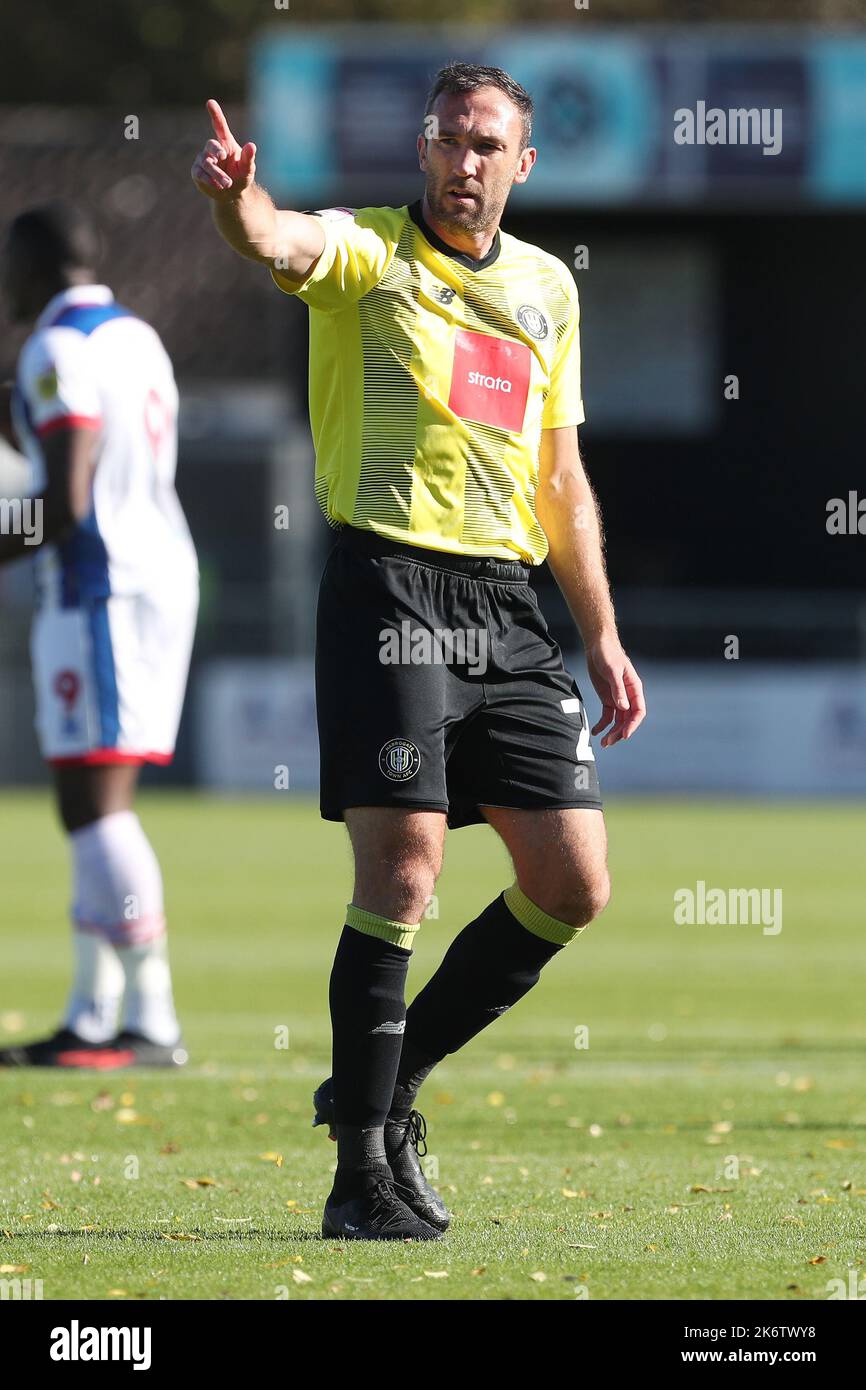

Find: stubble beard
425;172;510;237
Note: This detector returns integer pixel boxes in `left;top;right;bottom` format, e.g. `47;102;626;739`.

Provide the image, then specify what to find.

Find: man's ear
417;133;428;171
513;146;537;186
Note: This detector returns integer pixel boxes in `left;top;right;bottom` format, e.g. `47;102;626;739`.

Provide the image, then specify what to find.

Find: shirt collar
408;201;501;273
36;284;114;331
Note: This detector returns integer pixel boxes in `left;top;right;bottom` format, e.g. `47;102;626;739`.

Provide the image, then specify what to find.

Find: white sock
65;929;124;1043
119;934;180;1046
70;810;181;1047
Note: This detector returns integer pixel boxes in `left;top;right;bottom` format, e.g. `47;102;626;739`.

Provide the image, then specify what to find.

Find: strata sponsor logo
50;1320;152;1371
448;328;531;432
379;620;488;675
674;101;783;156
467;370;512;393
674;881;782;935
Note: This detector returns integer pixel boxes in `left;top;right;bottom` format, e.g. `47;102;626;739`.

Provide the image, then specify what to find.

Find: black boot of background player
0;1026;188;1068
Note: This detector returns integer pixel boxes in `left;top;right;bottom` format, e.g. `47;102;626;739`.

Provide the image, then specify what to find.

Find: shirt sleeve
270;206;396;312
18;328;102;438
542;272;585;430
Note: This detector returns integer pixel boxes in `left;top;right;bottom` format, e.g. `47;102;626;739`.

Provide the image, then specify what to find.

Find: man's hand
190;99;324;275
191;99;257;202
585;630;646;748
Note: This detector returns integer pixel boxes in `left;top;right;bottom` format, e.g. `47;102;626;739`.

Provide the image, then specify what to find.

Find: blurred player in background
0;203;198;1068
192;64;645;1240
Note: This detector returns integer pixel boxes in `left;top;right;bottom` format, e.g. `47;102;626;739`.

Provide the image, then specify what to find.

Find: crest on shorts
378;738;421;782
54;669;81;736
516;304;548;340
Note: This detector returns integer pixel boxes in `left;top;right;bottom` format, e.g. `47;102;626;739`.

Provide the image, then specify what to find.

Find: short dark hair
7;202;100;276
424;62;533;151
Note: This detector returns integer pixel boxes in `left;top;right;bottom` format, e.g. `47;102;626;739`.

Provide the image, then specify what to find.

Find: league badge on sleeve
35;368;59;400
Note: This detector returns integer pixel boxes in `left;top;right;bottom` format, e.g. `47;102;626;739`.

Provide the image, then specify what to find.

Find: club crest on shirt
516;304;548;340
379;738;421;782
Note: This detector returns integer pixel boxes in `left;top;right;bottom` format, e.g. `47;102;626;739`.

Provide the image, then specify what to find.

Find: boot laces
392;1109;428;1159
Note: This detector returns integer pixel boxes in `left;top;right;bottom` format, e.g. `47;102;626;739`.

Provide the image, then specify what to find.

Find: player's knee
354;848;441;924
391;856;439;921
525;866;611;930
575;868;612;926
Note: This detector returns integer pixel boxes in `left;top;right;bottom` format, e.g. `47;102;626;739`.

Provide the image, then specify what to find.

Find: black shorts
316;527;603;830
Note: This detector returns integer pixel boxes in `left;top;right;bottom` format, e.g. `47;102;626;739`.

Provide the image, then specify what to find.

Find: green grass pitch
1;791;863;1301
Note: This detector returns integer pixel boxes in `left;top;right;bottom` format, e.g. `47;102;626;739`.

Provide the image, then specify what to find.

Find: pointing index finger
207;98;236;152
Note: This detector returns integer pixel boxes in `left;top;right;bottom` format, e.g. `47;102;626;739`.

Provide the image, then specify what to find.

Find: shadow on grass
6;1227;326;1243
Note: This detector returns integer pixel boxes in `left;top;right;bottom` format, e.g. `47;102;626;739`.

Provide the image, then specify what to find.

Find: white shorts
31;588;198;765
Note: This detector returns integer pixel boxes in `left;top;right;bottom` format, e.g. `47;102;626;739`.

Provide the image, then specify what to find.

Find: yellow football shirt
272;201;584;564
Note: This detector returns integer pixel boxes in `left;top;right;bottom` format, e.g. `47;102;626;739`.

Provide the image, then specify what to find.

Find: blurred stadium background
1;0;864;799
2;0;865;1305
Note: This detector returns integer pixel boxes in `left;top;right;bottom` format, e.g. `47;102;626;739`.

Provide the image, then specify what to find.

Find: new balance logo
370;1020;406;1035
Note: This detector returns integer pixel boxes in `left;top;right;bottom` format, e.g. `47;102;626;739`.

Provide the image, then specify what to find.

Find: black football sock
389;887;581;1121
328;910;416;1200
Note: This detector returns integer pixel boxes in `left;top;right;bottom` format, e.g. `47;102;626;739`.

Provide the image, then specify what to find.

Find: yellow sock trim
503;883;583;947
345;904;419;951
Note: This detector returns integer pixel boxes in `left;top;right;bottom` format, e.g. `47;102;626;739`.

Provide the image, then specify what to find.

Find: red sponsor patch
448;329;531;432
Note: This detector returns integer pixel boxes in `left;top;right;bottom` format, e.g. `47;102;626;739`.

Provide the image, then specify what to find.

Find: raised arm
191;99;325;281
